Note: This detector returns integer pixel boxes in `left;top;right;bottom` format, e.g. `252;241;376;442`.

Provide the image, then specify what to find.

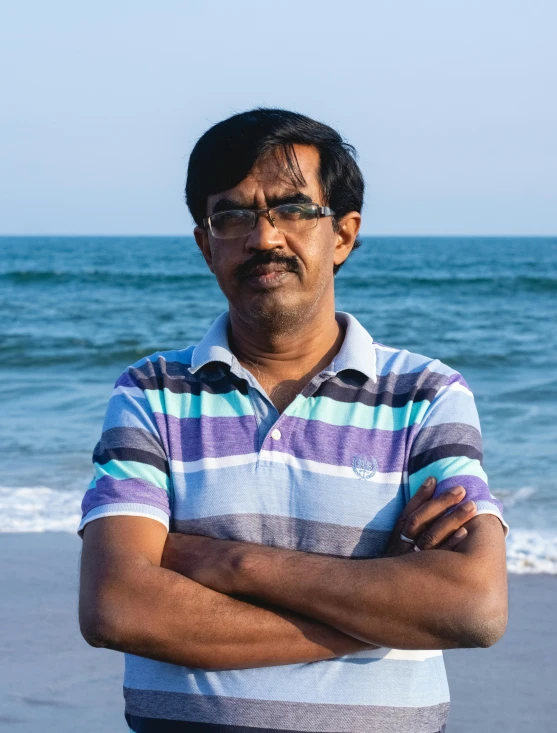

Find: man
79;108;508;733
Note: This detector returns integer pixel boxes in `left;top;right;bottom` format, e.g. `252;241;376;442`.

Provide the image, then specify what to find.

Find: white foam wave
0;486;82;533
506;529;557;574
1;486;556;573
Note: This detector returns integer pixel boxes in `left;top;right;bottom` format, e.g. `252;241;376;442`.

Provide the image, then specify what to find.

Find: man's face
194;144;359;333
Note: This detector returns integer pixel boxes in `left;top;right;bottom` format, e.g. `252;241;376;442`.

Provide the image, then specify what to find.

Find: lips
235;254;300;290
244;263;290;278
240;262;294;290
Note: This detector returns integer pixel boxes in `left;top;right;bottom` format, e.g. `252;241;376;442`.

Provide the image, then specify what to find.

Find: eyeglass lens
209;204;320;239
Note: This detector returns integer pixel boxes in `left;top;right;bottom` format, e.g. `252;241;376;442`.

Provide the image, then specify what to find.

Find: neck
228;297;343;383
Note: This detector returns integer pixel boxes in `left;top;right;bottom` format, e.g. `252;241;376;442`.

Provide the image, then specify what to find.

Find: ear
333;212;362;268
194;225;215;273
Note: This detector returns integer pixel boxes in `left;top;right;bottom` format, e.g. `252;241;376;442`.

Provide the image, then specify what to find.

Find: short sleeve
78;369;171;537
408;372;508;535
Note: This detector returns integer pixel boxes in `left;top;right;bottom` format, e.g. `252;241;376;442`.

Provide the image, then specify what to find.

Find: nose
244;211;285;252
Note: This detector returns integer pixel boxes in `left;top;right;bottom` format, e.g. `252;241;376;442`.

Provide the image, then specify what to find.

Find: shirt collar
189;310;377;383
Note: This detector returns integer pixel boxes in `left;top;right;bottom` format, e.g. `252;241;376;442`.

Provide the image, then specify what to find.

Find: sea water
1;236;555;572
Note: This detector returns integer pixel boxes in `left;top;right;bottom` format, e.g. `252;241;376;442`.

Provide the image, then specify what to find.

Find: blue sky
1;1;555;235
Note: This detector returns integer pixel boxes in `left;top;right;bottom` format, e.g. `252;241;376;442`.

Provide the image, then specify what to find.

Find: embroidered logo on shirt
352;455;378;480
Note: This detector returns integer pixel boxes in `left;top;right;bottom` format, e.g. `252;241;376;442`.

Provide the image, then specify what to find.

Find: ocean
1;236;555;572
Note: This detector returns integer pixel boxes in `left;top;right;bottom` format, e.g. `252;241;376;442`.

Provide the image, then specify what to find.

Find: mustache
235;251;301;280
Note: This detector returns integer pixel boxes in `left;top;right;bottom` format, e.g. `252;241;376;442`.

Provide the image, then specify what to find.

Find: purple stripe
268;416;421;473
153;411;420;472
114;371;137;389
436;475;504;514
445;372;470;390
153;413;259;461
81;475;171;517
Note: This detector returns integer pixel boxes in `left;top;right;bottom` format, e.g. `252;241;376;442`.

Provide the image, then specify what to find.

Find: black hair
185;107;364;274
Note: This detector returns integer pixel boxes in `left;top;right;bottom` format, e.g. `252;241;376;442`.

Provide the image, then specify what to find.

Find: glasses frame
203;203;336;240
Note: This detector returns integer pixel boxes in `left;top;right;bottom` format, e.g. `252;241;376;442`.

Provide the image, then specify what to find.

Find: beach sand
1;533;555;733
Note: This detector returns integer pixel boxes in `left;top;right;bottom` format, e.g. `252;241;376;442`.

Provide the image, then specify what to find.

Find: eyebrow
210;192;314;215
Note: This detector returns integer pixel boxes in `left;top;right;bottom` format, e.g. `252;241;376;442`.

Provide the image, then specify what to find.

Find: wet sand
1;532;555;732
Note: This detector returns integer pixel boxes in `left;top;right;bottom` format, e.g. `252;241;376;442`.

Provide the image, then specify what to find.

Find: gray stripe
410;423;482;455
334;368;449;396
124;688;449;733
97;426;166;458
172;514;391;558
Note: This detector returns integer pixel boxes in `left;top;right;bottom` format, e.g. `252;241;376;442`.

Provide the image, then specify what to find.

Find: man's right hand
385;477;477;556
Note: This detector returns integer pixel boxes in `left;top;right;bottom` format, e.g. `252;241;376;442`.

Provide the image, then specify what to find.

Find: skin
160;513;505;650
193;144;361;411
79;143;508;668
79;478;478;669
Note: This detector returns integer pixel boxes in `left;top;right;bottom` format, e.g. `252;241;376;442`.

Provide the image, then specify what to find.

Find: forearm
230;517;507;649
235;548;476;648
80;553;372;670
174;516;507;650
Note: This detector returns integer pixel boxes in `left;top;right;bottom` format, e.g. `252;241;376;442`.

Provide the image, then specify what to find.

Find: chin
241;299;309;334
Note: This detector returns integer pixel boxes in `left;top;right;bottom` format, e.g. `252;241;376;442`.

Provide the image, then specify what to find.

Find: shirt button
271;428;282;440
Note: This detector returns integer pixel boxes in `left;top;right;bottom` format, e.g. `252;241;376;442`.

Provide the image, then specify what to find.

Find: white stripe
435;381;474;398
170;451;402;484
170;453;259;474
78;504;170;534
259;451;402;483
110;385;145;399
373;344;399;354
346;647;443;661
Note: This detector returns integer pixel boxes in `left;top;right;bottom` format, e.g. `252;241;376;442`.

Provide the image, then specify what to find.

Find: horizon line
1;233;556;239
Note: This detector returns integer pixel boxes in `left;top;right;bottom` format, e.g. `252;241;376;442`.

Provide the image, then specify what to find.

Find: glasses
203;203;335;240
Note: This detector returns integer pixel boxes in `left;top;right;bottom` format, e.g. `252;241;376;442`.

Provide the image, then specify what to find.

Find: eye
275;204;316;221
213;210;251;224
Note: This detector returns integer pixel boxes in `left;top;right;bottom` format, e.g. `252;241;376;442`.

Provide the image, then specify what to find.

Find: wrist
229;541;271;596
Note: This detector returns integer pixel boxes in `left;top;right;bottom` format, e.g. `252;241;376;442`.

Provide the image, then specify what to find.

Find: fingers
389;483;478;556
414;499;477;550
401;485;470;543
439;527;468;550
400;476;438;520
387;477;437;555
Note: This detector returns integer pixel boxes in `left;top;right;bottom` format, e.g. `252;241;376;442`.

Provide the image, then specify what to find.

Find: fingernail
455;528;468;539
424;477;436;492
450;486;465;496
463;500;476;512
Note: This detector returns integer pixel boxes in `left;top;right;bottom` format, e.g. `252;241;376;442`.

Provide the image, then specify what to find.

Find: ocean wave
2;269;556;292
1;486;556;572
0;487;83;533
506;530;557;574
0;270;213;287
0;335;183;368
338;274;557;293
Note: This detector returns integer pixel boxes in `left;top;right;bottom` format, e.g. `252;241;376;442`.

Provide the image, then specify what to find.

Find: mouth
241;264;293;289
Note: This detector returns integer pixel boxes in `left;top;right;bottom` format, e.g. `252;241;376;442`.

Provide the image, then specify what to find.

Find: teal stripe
409;456;488;495
145;388;253;419
94;459;170;492
285;394;430;431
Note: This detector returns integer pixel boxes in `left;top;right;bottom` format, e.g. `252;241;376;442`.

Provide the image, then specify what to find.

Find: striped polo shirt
79;310;507;733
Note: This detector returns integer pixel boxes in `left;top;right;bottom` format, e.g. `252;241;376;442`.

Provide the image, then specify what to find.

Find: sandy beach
1;532;555;733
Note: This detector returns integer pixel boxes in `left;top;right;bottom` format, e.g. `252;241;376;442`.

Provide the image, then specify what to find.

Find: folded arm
164;513;508;650
79;515;374;671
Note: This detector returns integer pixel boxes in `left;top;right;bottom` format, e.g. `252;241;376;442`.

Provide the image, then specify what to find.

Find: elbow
79;598;129;650
458;613;507;648
79;610;116;649
456;589;508;649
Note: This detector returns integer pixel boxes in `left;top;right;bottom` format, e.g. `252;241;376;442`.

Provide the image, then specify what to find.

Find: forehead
207;144;322;212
